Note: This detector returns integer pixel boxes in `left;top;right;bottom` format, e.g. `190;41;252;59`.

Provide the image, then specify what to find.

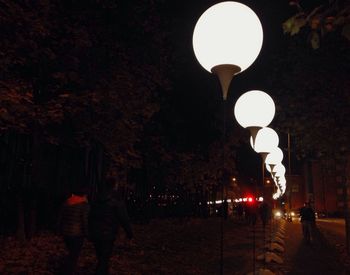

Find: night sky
1;0;346;190
155;0;296;181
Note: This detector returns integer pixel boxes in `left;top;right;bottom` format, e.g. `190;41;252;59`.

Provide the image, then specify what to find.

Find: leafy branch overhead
283;0;350;48
0;0;171;170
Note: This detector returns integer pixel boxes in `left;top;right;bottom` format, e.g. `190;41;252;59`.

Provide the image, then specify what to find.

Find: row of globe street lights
235;92;287;199
192;1;287;203
192;1;288;273
235;91;287;273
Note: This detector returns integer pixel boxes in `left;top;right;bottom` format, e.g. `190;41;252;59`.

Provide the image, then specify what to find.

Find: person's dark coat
300;206;315;222
259;202;270;226
58;195;89;237
89;191;133;241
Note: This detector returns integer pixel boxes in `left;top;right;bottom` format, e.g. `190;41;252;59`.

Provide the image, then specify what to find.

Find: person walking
89;177;133;275
299;202;316;243
222;198;229;220
245;202;258;226
259;202;270;228
58;186;90;275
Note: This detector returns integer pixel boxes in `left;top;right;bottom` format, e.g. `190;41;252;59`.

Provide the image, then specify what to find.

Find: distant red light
248;197;253;203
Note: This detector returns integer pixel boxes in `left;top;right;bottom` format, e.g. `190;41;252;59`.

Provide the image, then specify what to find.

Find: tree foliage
0;0;171;172
270;28;350;159
283;0;350;48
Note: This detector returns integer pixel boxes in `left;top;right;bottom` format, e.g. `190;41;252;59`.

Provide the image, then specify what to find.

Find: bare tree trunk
16;194;26;243
28;131;40;239
27;197;37;240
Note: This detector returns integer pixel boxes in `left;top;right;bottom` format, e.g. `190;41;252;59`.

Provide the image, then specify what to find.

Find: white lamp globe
234;90;275;129
265;147;283;167
281;183;286;191
193;1;263;73
278;177;286;185
273;189;282;200
275;172;285;181
274;163;286;177
250;127;279;153
279;179;286;188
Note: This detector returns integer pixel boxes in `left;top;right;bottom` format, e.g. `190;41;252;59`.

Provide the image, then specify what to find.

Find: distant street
317;218;346;239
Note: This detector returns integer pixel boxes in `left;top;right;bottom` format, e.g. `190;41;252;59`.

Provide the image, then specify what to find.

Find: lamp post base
211;64;241;100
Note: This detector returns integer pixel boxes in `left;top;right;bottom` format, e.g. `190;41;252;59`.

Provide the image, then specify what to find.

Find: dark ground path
1;217;349;274
283;219;347;275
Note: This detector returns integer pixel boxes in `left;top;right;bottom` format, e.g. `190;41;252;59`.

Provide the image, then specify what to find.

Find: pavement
282;218;348;275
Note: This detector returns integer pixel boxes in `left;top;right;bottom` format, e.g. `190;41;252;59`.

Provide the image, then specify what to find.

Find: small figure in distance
259;201;270;228
89;177;133;275
58;186;90;275
222;198;229;220
299;202;316;244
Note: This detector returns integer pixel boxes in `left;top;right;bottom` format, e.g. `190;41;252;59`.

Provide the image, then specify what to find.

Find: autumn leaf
308;31;320;49
283;13;306;35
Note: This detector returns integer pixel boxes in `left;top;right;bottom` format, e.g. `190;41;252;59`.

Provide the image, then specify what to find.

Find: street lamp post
235;96;277;198
252;127;279;207
234;90;276;143
251;127;279;161
250;127;279;267
251;127;279;205
266;148;284;194
234;93;276;273
266;147;284;174
193;1;263;100
192;2;263;274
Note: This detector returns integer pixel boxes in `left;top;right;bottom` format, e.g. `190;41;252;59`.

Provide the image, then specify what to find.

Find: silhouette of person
237;203;244;221
299;202;316;243
89;177;133;275
245;202;257;226
222;199;229;220
58;186;89;275
259;202;270;228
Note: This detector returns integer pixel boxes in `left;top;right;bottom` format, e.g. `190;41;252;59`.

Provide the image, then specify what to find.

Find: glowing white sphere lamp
278;177;286;191
274;163;286;177
277;174;286;185
278;176;286;185
250;127;279;160
193;1;263;100
273;189;282;200
234;90;275;140
280;180;286;192
265;147;283;176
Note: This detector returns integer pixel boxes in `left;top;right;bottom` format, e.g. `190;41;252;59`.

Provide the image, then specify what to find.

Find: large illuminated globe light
274;163;286;176
234;90;275;128
265;147;283;166
193;1;263;73
278;176;286;185
250;127;279;153
273;189;282;200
